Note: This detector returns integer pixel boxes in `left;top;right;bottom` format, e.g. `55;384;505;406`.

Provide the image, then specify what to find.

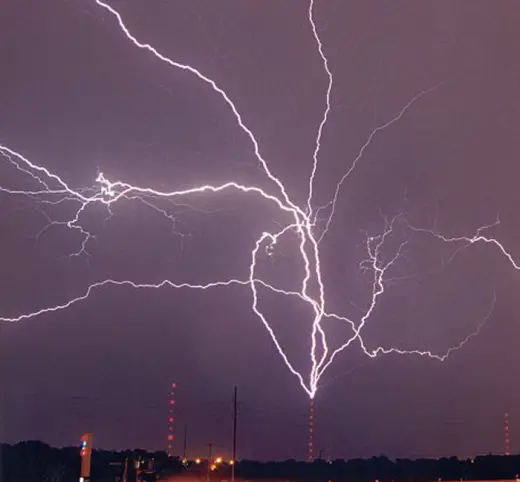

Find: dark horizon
3;439;520;461
2;0;520;461
3;440;520;482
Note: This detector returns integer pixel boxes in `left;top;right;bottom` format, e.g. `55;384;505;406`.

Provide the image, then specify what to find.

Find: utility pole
183;423;188;460
232;386;238;482
206;443;213;482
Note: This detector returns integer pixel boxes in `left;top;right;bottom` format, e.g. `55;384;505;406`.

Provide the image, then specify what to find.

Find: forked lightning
0;1;514;398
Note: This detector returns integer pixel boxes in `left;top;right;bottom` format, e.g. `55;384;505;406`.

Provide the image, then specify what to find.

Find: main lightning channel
93;0;332;395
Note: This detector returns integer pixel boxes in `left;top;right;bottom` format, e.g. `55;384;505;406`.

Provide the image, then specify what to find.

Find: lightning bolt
307;0;333;217
0;1;510;399
407;218;520;271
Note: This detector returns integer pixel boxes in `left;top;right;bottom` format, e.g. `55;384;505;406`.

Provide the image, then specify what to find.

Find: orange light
215;457;222;464
195;458;201;464
210;464;217;471
229;460;235;465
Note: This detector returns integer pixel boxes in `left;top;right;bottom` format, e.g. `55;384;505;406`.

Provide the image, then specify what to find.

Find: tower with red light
505;412;510;456
168;382;176;457
308;399;314;461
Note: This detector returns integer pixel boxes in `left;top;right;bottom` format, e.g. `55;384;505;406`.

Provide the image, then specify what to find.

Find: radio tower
308;398;315;461
167;382;176;457
505;412;510;456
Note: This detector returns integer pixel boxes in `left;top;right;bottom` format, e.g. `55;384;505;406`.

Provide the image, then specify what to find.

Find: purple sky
1;0;520;461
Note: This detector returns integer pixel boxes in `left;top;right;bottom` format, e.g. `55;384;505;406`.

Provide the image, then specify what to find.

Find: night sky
1;0;520;462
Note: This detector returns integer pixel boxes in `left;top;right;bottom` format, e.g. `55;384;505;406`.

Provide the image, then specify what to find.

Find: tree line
1;441;520;482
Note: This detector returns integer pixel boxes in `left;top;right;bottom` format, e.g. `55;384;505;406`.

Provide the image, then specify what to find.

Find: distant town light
195;458;201;464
